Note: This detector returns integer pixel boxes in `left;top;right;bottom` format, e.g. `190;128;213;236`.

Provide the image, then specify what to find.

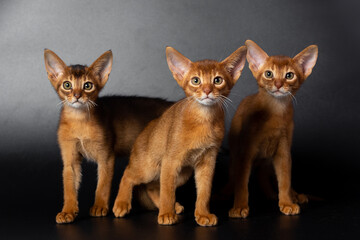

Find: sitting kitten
44;49;172;223
112;45;247;226
228;40;318;218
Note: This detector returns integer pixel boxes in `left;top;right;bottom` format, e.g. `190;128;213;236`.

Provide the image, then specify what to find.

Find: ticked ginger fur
112;45;247;226
228;40;318;218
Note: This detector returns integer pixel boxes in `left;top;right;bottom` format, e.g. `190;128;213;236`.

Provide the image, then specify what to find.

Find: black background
1;0;360;239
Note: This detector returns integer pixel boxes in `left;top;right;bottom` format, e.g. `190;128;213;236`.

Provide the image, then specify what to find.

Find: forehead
66;65;90;80
264;56;295;70
188;60;226;77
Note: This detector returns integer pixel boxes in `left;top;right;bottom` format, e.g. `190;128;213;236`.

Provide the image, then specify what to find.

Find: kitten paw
175;202;184;214
295;194;308;204
113;201;131;217
158;212;178;225
56;211;77;224
291;190;308;204
229;206;249;218
90;205;108;217
279;203;300;215
195;213;218;226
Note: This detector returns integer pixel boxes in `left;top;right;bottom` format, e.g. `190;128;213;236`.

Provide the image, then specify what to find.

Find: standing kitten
228;40;318;218
112;46;247;226
44;49;172;223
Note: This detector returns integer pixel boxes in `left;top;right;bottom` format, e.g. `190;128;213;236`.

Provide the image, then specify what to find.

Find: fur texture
44;49;173;223
228;40;318;218
112;45;247;226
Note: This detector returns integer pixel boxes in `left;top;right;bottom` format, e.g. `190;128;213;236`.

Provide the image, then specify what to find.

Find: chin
267;90;288;98
196;98;217;106
68;102;85;109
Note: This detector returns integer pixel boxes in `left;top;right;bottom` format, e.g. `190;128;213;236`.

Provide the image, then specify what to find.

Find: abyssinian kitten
44;49;172;224
228;40;318;218
112;46;247;226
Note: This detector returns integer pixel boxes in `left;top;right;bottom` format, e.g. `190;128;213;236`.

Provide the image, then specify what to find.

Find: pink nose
203;86;212;95
74;93;81;99
275;80;283;89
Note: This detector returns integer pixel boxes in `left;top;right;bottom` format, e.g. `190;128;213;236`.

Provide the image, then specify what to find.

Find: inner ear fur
166;46;192;86
245;40;269;75
293;45;318;79
89;50;113;88
44;49;68;84
221;45;247;84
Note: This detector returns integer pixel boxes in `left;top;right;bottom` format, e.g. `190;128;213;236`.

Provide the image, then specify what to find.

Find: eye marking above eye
191;77;201;86
213;76;223;85
264;70;273;79
63;81;72;90
83;82;93;90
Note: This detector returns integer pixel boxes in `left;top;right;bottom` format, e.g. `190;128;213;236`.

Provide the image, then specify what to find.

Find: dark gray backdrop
0;0;359;169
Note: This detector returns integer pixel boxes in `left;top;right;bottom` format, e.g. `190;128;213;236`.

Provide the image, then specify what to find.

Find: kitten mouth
197;97;216;106
69;100;85;108
268;90;287;97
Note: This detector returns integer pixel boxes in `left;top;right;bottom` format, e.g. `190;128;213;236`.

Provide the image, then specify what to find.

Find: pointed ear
293;45;318;79
221;45;247;84
44;49;67;83
166;46;192;85
245;40;269;74
89;50;113;87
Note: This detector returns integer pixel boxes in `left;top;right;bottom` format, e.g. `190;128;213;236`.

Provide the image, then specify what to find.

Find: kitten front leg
273;138;300;215
194;148;218;226
229;147;256;218
158;157;181;225
113;167;137;217
56;140;82;224
90;154;115;217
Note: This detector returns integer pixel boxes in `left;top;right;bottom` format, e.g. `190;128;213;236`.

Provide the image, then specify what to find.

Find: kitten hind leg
146;183;184;214
90;154;115;217
291;189;308;204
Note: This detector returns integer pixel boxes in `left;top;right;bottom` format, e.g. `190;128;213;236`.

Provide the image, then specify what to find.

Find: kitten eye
191;77;201;85
63;81;72;90
83;82;93;90
264;71;273;78
285;72;294;80
213;77;223;85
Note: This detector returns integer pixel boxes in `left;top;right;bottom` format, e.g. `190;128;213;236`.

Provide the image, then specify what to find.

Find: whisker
220;95;236;112
57;100;66;107
287;92;298;105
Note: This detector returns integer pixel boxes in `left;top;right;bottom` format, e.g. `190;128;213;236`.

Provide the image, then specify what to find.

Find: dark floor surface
1;150;359;240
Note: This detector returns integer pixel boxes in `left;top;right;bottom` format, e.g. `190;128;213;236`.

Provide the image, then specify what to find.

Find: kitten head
44;49;113;109
245;40;318;98
166;46;247;106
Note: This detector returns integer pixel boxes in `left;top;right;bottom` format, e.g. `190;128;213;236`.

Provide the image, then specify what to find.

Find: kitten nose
74;92;81;99
203;85;212;95
275;80;283;89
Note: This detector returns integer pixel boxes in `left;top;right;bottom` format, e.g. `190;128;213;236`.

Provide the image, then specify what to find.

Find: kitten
112;45;247;226
228;40;318;218
44;49;173;223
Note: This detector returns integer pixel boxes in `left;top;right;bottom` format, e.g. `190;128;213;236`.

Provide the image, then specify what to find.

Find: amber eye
63;81;72;90
213;77;223;85
285;72;294;80
264;71;273;78
83;82;93;90
191;77;201;85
